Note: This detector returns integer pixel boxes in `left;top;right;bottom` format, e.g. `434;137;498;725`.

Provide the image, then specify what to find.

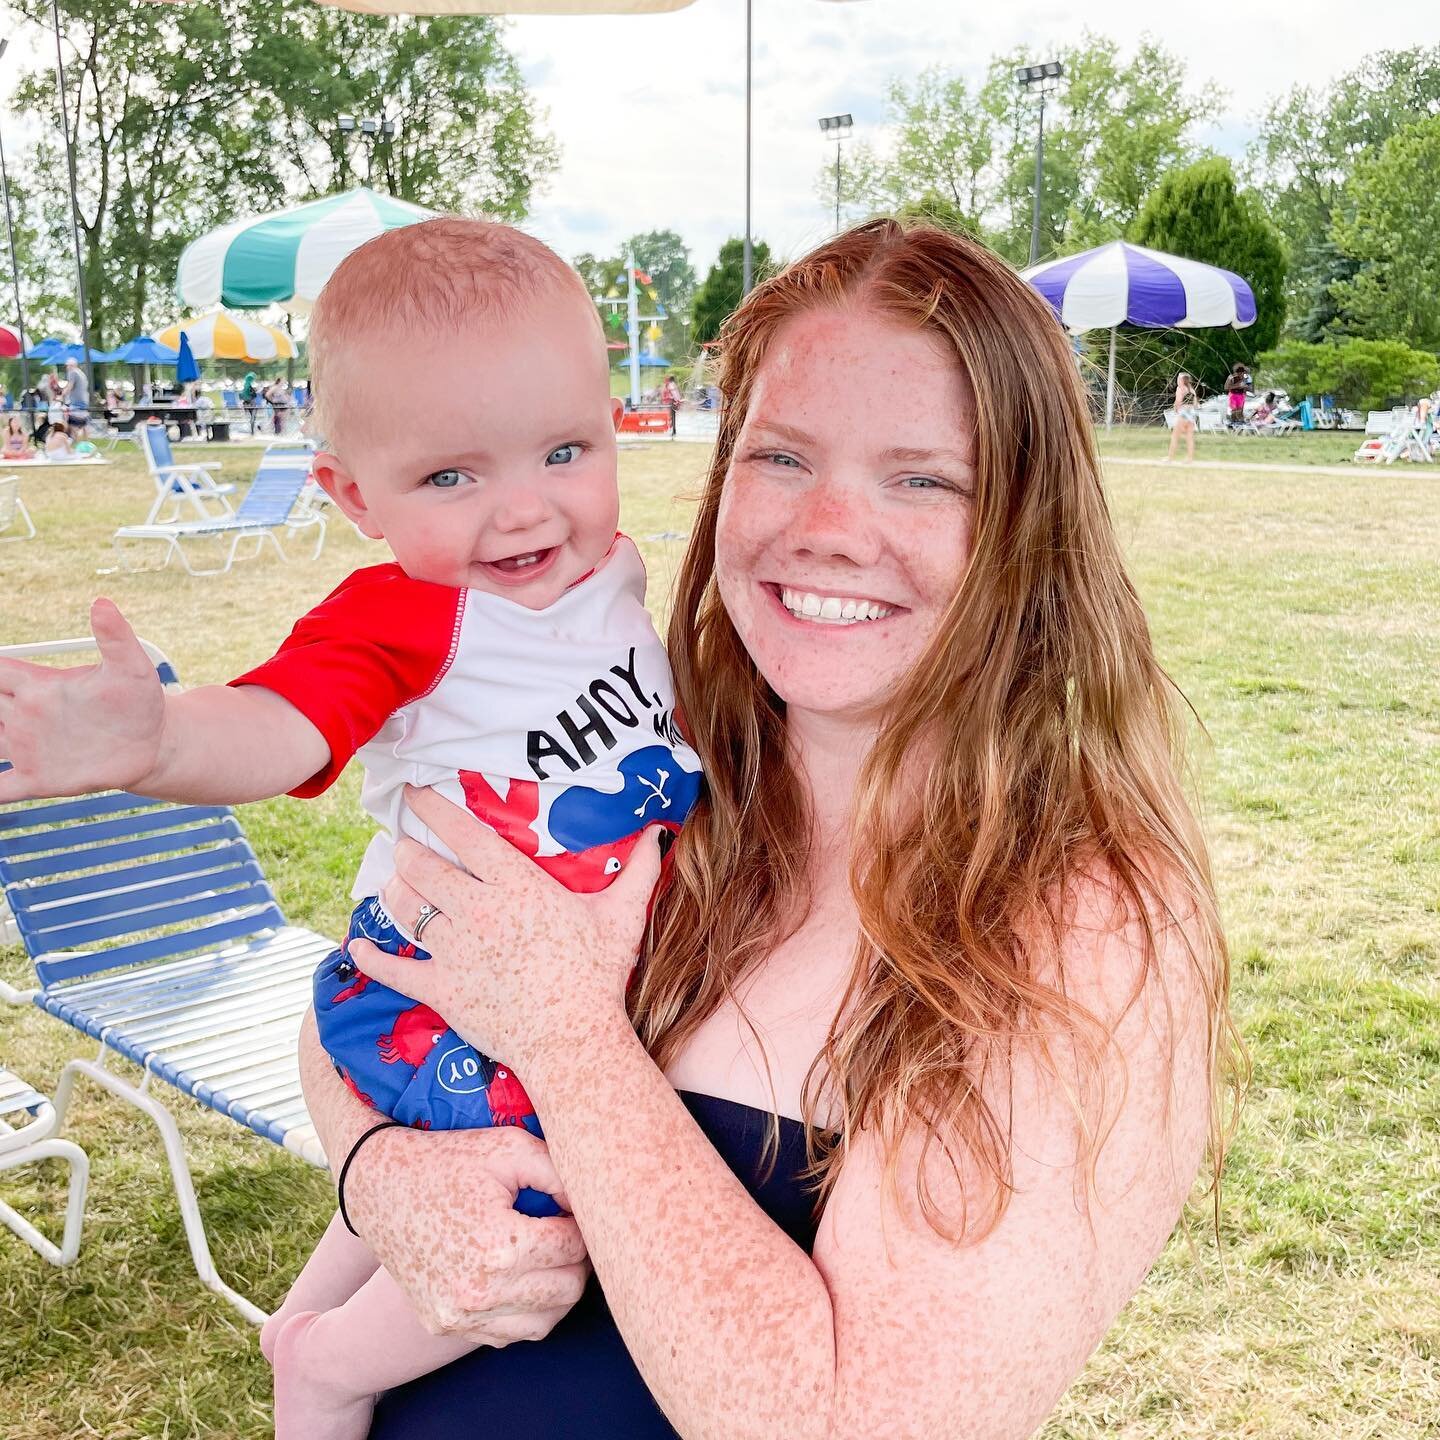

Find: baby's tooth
819;596;843;620
801;593;822;617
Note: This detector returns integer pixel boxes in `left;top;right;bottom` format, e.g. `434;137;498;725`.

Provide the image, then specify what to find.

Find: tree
239;9;557;217
1124;158;1287;393
1250;46;1440;336
1328;116;1440;350
3;0;555;347
691;238;775;345
829;36;1219;264
1255;339;1439;411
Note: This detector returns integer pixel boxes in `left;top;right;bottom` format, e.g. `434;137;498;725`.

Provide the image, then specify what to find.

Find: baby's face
317;287;622;608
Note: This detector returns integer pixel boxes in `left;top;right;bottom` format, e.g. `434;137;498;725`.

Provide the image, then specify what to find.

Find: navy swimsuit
369;1092;823;1439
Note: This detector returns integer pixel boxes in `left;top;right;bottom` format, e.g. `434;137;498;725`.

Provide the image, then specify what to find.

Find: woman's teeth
780;587;893;625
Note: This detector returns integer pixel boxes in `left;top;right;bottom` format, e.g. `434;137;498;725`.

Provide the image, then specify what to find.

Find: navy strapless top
369;1092;822;1439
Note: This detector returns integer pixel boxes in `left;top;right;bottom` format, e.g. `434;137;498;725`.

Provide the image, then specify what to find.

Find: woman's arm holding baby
0;598;329;803
298;1009;594;1345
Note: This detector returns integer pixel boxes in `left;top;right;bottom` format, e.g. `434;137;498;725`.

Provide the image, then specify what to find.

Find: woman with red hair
303;218;1242;1439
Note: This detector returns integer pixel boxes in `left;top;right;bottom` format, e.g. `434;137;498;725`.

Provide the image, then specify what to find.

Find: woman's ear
312;452;383;540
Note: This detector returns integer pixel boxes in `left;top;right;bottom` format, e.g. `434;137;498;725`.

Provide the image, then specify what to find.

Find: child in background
44;422;73;457
0;217;702;1439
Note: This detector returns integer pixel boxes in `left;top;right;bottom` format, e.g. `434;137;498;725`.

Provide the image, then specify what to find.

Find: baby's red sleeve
229;564;464;797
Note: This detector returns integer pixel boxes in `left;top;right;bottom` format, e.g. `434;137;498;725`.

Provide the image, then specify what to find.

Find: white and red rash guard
231;535;702;903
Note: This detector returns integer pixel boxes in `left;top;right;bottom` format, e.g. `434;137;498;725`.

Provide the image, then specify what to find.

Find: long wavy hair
630;219;1244;1240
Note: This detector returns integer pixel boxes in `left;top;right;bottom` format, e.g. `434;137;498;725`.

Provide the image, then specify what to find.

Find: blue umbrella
615;352;672;368
1020;241;1256;429
51;342;113;365
103;335;180;365
175;331;200;384
24;336;69;361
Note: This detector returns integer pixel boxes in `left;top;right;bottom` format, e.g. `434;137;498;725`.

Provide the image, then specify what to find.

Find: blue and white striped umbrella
1021;241;1256;332
1021;241;1256;429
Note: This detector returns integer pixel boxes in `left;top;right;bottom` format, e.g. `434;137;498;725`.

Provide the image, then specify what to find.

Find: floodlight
338;114;356;132
359;117;378;135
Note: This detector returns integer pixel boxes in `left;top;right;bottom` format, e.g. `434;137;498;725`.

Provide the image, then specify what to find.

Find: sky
505;0;1432;275
0;0;1432;287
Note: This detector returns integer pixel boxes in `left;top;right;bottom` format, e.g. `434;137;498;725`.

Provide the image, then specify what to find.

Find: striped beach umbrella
1021;241;1256;430
175;187;436;312
155;310;296;362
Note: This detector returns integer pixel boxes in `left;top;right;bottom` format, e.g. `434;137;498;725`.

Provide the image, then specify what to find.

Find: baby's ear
312;452;383;540
609;397;624;432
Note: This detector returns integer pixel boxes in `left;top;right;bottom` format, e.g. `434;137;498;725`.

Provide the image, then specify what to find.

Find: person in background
3;414;34;459
44;420;74;457
1252;391;1277;426
1223;362;1249;430
1166;371;1199;463
661;372;681;435
241;370;260;434
63;357;90;436
266;377;292;436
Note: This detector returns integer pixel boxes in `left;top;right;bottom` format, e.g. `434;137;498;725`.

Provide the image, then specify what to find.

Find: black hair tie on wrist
337;1120;406;1237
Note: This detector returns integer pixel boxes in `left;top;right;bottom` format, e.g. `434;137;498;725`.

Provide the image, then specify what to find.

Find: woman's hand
299;1013;591;1344
346;784;664;1074
346;1119;592;1343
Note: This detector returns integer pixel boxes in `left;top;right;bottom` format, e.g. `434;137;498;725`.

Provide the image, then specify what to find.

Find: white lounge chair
0;1064;89;1267
138;423;235;524
0;474;36;542
113;449;326;576
0;636;333;1320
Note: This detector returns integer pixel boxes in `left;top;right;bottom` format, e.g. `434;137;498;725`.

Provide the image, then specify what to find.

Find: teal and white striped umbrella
175;187;436;313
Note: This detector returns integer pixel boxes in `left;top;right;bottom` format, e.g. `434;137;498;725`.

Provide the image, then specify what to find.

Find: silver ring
413;902;442;944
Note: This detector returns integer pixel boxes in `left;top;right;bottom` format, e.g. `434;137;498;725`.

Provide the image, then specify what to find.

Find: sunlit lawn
1;435;1436;1438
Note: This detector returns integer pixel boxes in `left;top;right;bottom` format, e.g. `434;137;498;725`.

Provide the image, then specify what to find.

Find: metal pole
51;0;96;402
742;0;752;295
0;93;31;398
1105;325;1117;432
626;249;640;409
1028;88;1045;268
834;141;841;233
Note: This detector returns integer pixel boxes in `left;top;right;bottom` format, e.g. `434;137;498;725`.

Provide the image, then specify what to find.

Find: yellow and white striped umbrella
155;310;296;362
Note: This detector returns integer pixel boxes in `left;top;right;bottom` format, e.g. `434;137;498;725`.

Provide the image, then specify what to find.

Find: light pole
0;38;31;399
1015;60;1063;268
50;0;97;402
743;1;870;297
337;112;399;191
818;113;853;234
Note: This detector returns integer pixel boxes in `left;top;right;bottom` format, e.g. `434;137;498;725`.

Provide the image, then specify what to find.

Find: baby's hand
0;599;166;802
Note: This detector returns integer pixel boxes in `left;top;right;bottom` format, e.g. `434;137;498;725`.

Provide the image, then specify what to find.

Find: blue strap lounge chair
0;637;334;1320
113;448;326;577
138;423;235;524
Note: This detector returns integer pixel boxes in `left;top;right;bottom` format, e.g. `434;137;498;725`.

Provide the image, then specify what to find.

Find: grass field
1;439;1436;1439
1095;424;1363;467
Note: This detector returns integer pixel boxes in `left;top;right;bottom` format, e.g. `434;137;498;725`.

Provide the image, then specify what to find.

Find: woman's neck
786;706;878;859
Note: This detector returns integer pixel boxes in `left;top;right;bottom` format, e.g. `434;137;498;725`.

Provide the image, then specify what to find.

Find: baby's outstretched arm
0;598;330;805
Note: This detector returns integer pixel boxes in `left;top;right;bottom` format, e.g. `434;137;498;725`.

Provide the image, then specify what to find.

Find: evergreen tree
1122;158;1287;395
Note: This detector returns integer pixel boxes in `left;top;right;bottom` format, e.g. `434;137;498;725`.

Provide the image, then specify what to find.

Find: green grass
1096;424;1364;467
2;442;1437;1438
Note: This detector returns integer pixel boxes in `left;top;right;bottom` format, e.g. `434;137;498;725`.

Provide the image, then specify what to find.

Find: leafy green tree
1328;116;1440;350
892;194;978;236
832;37;1219;264
1251;46;1440;336
1125;157;1287;393
3;0;554;349
1255;338;1439;411
691;238;775;344
240;9;557;217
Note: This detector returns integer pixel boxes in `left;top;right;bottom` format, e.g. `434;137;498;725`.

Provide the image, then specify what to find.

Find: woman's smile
768;583;901;626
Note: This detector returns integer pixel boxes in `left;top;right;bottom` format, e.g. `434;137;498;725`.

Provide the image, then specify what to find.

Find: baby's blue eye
425;469;467;489
546;444;578;466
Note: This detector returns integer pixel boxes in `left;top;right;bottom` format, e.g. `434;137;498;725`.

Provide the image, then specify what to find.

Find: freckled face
715;306;976;724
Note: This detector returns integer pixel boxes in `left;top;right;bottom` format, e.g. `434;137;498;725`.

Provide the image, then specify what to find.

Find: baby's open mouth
488;547;555;575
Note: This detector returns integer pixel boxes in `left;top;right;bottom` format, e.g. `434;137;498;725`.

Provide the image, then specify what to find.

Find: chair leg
50;1053;269;1323
0;1136;89;1266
